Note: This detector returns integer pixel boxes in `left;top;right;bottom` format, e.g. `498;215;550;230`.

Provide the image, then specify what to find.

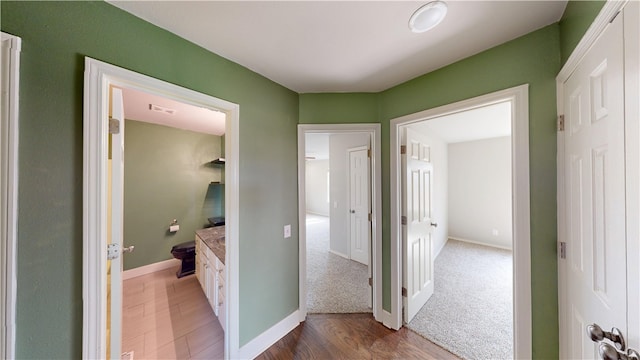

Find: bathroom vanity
195;226;226;331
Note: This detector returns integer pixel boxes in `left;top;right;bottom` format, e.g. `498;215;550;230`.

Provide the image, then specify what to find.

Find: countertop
195;226;225;265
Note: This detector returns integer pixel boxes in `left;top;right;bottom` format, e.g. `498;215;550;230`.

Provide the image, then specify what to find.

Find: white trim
555;2;633;357
390;84;531;358
122;259;181;281
623;1;640;350
557;1;628;83
380;310;394;329
297;123;383;324
447;237;513;251
1;31;21;360
236;310;300;359
305;210;329;217
328;249;349;260
83;57;240;360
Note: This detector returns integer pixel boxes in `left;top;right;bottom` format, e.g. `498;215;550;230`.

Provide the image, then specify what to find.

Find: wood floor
256;313;460;360
122;269;458;359
122;267;224;359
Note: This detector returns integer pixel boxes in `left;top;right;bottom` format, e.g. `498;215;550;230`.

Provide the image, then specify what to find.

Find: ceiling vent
149;104;177;115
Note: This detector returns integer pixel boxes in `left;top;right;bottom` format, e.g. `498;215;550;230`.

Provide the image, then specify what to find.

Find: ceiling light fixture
409;1;448;33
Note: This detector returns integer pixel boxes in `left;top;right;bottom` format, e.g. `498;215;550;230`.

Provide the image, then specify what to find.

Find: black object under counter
195;226;225;264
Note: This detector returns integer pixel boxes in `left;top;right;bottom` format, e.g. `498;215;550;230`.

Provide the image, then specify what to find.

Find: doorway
304;133;371;313
402;102;514;359
297;124;382;322
389;84;532;358
111;84;226;359
82;57;240;359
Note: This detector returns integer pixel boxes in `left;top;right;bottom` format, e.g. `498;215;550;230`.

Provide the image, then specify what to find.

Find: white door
108;86;125;360
563;13;628;359
349;146;370;266
402;127;435;323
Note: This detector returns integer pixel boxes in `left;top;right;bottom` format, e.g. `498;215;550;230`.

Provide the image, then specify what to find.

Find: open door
348;146;370;266
402;127;435;323
107;86;125;360
348;145;372;308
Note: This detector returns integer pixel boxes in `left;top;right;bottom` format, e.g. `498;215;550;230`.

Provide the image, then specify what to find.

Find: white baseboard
305;211;329;217
448;236;513;251
236;310;300;359
329;249;349;259
123;258;180;280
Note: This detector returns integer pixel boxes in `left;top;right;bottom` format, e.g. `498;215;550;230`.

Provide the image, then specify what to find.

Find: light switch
284;224;291;238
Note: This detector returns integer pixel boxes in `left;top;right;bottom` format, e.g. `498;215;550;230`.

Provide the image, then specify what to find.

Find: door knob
430;222;438;227
123;245;135;253
599;343;640;360
587;323;626;351
350;210;355;214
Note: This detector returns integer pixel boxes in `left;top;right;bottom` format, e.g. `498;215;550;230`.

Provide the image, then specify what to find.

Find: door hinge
109;117;120;134
369;277;373;286
400;145;407;155
559;241;567;259
401;216;407;225
107;243;120;260
557;115;565;132
368;213;372;222
402;287;407;297
367;148;371;158
610;10;621;23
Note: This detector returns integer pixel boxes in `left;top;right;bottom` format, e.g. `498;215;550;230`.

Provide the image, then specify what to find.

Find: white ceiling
120;86;226;135
411;101;511;143
108;0;567;93
305;133;330;160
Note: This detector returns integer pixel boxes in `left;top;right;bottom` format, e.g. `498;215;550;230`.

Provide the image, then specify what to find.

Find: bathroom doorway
82;58;240;359
113;84;226;359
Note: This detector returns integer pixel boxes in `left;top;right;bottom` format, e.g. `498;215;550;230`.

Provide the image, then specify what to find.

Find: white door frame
389;84;532;359
82;57;241;359
556;1;640;356
297;124;382;322
1;31;21;360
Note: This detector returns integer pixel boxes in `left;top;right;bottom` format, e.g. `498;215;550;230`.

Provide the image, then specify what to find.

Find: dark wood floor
256;313;460;360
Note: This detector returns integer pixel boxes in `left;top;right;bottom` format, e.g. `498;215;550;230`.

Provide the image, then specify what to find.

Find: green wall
301;25;563;358
1;1;299;357
1;0;608;358
123;120;223;271
299;93;379;124
381;24;561;359
559;0;606;65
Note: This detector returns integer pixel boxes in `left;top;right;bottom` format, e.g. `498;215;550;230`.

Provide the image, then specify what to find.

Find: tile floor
122;267;224;359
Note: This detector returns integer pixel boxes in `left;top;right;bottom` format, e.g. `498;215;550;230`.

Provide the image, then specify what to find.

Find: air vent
149;104;176;115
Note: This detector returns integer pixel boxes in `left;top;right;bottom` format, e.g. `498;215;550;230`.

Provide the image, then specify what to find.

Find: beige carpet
406;239;513;360
305;214;371;313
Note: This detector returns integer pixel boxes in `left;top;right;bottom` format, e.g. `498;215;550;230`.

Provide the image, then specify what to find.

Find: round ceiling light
409;1;448;33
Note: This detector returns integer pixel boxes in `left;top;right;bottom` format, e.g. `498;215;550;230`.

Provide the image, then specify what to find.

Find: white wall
448;136;512;249
329;133;369;256
305;159;330;216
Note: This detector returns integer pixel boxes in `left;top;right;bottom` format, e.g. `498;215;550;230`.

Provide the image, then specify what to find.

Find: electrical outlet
492;229;499;236
284;224;291;238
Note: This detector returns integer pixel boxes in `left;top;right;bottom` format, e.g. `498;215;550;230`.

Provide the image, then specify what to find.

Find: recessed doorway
297;124;382;322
